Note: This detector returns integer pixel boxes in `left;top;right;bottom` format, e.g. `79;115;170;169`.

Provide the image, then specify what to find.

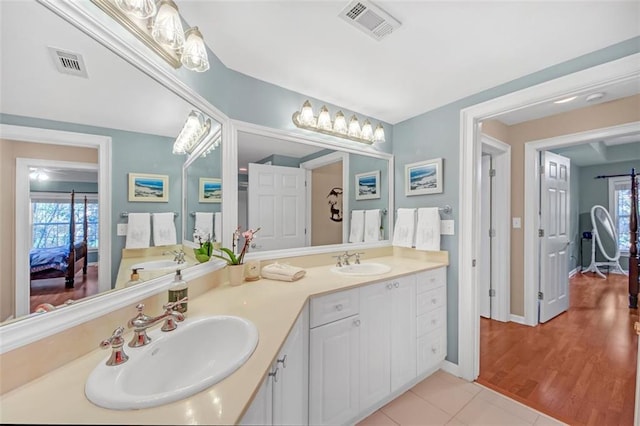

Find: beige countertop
0;254;447;425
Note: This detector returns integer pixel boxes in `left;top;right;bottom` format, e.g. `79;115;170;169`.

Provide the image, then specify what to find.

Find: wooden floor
478;272;638;425
29;264;99;313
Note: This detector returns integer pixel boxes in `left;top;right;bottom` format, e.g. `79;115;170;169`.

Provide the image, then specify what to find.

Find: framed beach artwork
355;170;381;200
405;158;443;196
128;173;169;202
199;178;222;203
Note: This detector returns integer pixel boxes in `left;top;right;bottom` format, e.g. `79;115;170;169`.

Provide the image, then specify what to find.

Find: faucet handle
161;297;187;331
163;297;188;313
100;326;129;366
332;255;343;267
354;252;364;264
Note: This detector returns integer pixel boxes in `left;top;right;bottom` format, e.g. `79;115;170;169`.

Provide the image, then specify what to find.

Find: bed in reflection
29;191;88;288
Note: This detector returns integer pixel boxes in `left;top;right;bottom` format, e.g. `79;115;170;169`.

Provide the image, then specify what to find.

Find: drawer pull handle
269;367;279;383
335;304;343;311
353;319;361;327
394;282;399;288
387;283;393;290
277;355;287;368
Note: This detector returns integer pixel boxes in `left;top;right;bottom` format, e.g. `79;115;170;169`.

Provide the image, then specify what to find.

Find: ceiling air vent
48;47;88;78
339;0;401;41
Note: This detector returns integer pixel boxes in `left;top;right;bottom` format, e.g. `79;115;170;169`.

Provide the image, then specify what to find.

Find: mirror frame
225;119;395;260
591;204;621;261
0;0;229;353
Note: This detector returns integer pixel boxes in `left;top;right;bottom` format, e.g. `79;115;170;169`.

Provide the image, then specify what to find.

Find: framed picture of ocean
128;173;169;202
405;158;443;196
199;178;222;203
355;170;380;200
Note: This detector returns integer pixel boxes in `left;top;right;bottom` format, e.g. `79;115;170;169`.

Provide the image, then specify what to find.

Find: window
31;193;99;250
609;177;638;254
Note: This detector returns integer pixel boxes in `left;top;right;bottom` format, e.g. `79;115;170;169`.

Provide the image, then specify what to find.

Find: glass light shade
361;120;374;141
181;27;210;72
299;100;316;127
374;123;386;143
333;111;347;134
173;111;205;154
115;0;157;19
317;106;332;130
152;0;185;50
347;115;361;138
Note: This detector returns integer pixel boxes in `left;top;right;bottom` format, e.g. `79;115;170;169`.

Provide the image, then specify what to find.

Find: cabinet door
390;276;417;392
309;315;360;426
273;307;309;425
359;281;391;409
240;374;273;425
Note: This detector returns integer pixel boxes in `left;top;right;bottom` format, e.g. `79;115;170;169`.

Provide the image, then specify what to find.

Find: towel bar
121;212;178;218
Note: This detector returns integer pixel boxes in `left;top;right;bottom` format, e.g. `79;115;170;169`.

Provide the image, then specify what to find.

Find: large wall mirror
0;0;223;330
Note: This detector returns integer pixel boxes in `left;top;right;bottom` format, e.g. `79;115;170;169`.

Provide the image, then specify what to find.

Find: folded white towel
125;213;150;249
214;212;222;242
261;263;306;282
152;212;177;246
194;212;214;241
364;209;381;242
392;208;416;248
415;208;441;251
349;210;365;243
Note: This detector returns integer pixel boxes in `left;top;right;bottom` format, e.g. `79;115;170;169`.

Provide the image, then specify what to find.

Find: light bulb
115;0;157;19
361;120;374;141
299;100;316;127
374;124;386;143
181;27;210;72
317;106;332;130
333;111;347;134
348;115;361;138
152;0;184;50
174;111;205;154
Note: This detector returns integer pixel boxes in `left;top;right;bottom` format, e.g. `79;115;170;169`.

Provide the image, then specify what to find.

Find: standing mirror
583;204;626;278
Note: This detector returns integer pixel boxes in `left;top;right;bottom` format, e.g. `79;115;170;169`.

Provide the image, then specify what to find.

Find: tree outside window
31;194;99;249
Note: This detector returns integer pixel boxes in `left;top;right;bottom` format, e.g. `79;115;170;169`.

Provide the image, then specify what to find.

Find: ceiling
549;134;640;167
238;131;325;172
179;0;640;124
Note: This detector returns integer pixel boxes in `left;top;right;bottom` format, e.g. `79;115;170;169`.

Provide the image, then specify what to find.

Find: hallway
478;273;638;425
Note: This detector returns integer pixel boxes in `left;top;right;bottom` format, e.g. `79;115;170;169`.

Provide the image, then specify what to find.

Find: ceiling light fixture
553;96;578;104
173;110;211;155
292;101;385;144
91;0;210;72
29;168;49;181
586;92;606;102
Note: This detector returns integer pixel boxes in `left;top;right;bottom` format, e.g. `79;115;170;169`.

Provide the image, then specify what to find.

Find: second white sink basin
130;259;183;271
85;315;259;410
331;262;391;276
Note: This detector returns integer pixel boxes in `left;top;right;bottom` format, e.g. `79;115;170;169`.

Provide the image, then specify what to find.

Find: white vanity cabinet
241;305;309;426
416;267;447;375
359;275;417;409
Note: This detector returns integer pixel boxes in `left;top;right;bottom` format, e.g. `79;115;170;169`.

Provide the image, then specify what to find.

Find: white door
309;315;360;426
479;154;492;319
539;151;571;323
248;163;306;251
390;276;417;392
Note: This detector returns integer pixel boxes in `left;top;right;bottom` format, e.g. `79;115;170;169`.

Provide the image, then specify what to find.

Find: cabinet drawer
310;288;359;328
417;306;445;337
417;329;447;375
416;267;446;294
416;285;446;316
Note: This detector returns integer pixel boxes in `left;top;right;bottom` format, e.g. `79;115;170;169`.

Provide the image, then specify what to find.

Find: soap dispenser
168;269;188;313
125;268;143;287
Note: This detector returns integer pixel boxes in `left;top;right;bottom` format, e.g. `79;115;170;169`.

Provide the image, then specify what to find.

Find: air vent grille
48;47;88;78
339;0;401;41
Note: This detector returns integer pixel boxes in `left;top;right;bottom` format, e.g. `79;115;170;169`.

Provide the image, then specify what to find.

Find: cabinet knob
277;355;287;369
431;347;437;354
269;367;279;383
335;303;343;311
431;319;437;325
353;319;361;327
394;282;399;288
431;298;437;304
386;283;393;290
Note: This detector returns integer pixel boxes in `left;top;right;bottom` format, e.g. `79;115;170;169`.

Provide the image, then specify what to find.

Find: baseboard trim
509;314;527;325
440;360;461;377
569;267;580;277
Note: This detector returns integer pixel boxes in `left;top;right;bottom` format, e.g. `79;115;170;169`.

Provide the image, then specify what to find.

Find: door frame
300;152;350;246
458;52;640;381
480;134;511;323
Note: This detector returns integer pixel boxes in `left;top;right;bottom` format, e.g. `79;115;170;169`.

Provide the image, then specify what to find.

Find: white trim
609;175;634;256
569;267;580;278
509;314;527;325
459;53;640;381
440;360;461;378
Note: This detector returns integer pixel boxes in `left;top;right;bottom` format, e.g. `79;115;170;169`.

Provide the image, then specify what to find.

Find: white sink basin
130;259;182;271
331;262;391;276
85;316;259;410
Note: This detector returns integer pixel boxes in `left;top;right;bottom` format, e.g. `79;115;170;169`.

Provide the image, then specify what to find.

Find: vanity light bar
292;100;385;145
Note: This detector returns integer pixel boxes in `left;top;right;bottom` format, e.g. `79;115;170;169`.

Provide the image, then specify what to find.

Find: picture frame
355;170;381;200
199;177;222;203
128;172;169;202
405;158;443;196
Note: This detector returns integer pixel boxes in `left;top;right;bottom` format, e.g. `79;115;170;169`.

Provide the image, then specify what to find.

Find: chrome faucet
163;249;186;264
127;299;187;348
333;251;363;267
100;326;129;366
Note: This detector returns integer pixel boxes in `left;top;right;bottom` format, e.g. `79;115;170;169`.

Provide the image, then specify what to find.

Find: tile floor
357;370;567;426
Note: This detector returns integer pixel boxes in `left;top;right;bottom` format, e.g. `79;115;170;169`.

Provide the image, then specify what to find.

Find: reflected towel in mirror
415;207;440;251
392;208;416;248
364;209;381;242
194;212;214;241
125;213;151;249
152;212;177;246
349;210;365;243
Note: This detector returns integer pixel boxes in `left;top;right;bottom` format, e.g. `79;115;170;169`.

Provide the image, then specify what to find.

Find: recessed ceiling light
239;167;248;172
586;92;605;102
554;96;577;104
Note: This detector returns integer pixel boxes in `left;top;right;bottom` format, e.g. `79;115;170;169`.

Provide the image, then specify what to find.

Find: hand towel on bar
364;209;381;242
125;213;150;249
261;263;306;282
152;212;177;246
349;210;365;243
214;212;222;242
415;207;441;251
392;208;416;248
194;212;214;241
